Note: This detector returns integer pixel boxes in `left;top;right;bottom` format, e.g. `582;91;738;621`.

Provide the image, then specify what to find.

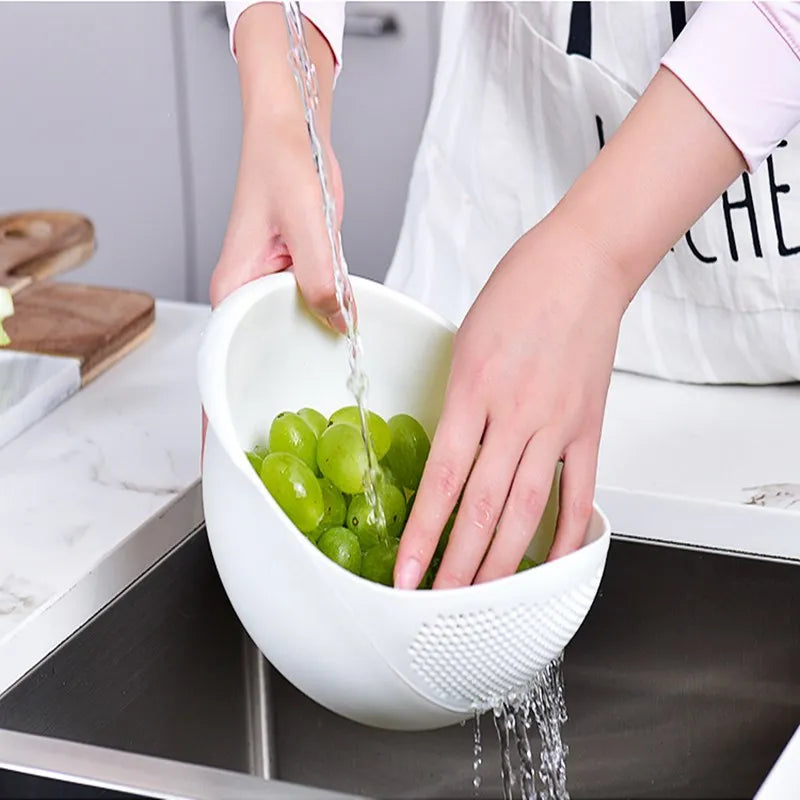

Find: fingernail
395;557;422;590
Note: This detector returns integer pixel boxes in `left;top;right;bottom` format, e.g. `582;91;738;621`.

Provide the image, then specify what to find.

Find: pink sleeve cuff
225;1;344;79
661;1;800;172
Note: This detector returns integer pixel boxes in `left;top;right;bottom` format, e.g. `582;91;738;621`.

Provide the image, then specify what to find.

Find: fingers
210;186;346;332
547;437;598;561
322;265;353;334
280;176;347;333
326;307;347;334
474;432;561;584
209;127;346;332
430;424;526;589
394;385;486;590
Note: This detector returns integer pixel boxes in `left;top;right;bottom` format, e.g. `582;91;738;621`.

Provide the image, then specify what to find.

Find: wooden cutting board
1;210;155;385
0;210;96;294
3;282;155;385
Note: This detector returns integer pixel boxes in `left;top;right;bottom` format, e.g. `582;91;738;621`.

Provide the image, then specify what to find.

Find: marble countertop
0;300;208;695
1;294;797;699
597;372;800;563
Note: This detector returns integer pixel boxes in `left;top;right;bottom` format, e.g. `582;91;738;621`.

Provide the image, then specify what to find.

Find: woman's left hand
394;64;749;589
394;212;629;589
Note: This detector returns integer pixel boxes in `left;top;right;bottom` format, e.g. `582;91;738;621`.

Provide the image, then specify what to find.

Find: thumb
281;193;348;334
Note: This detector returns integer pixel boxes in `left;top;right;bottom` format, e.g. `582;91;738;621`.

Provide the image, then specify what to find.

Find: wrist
536;204;636;320
550;66;746;305
235;3;334;134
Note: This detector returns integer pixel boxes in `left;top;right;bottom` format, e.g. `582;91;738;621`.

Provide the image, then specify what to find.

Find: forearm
553;66;746;305
233;2;336;137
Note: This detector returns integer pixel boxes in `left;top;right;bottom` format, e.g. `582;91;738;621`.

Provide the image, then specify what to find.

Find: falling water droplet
472;710;483;797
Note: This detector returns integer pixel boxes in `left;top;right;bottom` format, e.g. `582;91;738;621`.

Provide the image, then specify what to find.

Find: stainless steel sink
0;524;797;799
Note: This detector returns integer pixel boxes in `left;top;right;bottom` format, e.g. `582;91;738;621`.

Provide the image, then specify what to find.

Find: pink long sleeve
225;1;345;75
662;2;800;172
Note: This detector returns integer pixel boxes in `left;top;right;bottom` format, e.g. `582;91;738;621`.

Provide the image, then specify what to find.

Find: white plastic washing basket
198;273;611;731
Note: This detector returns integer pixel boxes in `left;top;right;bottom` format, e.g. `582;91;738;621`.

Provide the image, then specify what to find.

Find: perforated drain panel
408;573;602;708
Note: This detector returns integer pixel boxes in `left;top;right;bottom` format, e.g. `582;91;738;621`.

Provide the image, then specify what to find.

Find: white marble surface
0;350;81;449
600;372;800;507
0;300;208;693
597;372;800;562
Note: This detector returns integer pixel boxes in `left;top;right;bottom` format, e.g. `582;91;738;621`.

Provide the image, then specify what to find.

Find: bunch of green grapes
245;406;540;588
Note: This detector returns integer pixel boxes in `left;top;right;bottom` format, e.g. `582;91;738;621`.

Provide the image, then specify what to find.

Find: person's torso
386;1;800;384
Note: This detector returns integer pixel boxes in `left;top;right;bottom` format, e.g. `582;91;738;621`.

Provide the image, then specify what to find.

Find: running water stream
281;6;570;797
282;1;386;536
476;654;570;800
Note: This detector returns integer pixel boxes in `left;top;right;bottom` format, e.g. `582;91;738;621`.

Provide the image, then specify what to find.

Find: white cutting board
0;350;81;449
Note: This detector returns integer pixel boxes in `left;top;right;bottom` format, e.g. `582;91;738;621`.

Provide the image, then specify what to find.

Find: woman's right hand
210;2;344;331
203;3;342;460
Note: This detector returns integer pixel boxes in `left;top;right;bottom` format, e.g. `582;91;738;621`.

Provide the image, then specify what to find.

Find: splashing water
473;710;483;797
476;653;570;800
493;704;517;798
282;1;386;536
530;654;570;799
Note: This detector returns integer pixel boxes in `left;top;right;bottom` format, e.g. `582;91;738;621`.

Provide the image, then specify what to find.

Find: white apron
384;1;800;385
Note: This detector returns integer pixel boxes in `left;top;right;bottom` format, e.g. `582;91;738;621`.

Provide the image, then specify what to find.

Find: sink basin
0;524;797;799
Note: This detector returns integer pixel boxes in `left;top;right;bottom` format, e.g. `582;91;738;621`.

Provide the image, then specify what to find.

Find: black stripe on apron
569;3;685;58
566;2;592;58
669;1;687;39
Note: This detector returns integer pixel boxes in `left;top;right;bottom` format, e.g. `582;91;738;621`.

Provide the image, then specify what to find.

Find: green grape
434;510;457;559
259;452;323;534
379;463;403;491
329;406;391;461
346;483;406;550
317;423;369;494
246;450;263;473
317;526;362;575
308;477;347;543
360;541;399;586
528;464;561;565
517;556;541;573
245;442;269;473
419;556;441;590
297;407;327;438
405;491;415;517
380;483;409;536
346;494;381;551
268;412;317;472
385;414;431;491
